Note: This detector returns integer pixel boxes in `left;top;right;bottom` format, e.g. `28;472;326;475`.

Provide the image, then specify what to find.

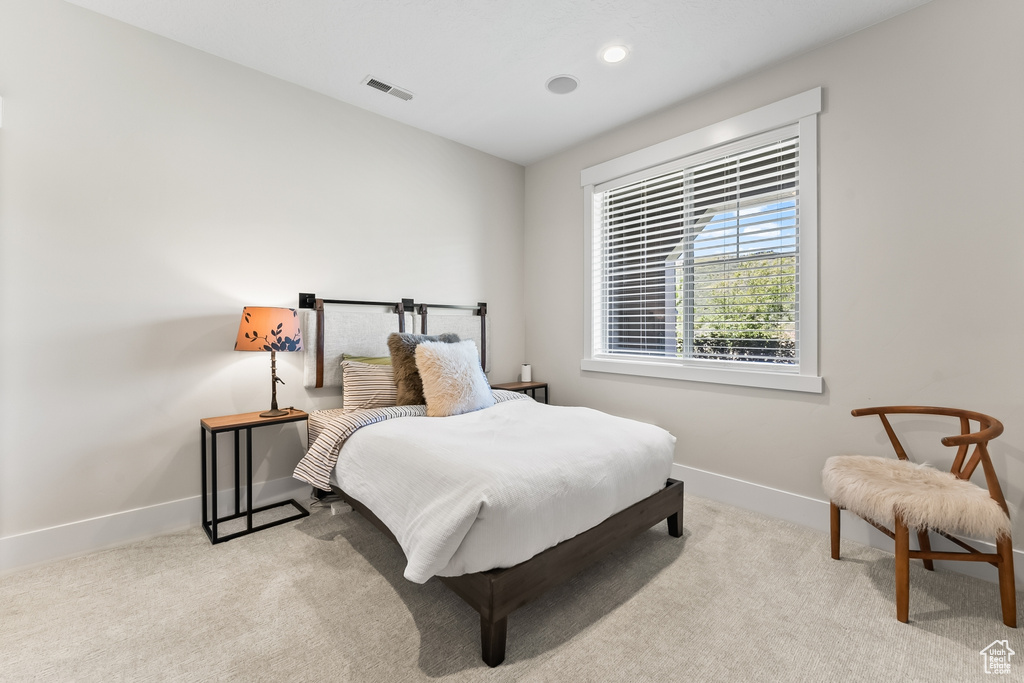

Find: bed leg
480;615;507;667
667;512;682;538
667;482;684;538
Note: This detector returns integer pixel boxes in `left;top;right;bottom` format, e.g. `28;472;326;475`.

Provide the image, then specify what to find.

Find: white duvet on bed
331;398;675;583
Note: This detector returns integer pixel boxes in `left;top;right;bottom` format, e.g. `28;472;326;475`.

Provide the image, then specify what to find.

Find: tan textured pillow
415;340;495;417
341;354;392;365
387;332;460;405
341;360;397;411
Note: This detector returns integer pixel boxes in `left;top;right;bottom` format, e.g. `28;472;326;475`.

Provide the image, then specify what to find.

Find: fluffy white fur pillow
415;340;495;417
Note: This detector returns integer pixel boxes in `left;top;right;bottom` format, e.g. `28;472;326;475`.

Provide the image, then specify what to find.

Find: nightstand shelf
490;381;548;404
200;408;309;544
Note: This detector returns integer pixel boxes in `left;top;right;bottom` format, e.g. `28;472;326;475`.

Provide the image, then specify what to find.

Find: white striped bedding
295;394;676;583
294;389;528;491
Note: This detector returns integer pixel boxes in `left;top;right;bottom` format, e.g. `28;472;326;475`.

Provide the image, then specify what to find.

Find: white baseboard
673;463;1024;586
0;476;310;576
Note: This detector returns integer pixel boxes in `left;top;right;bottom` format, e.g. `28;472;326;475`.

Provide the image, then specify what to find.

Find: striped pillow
341;360;397;411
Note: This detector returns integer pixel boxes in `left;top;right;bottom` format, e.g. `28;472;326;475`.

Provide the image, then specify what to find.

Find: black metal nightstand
200;408;309;544
490;381;548;404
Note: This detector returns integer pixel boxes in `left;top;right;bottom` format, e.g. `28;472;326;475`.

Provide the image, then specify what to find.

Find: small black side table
490;381;549;404
200;408;309;544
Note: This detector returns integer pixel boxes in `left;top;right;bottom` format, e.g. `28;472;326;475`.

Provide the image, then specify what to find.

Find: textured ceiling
65;0;931;165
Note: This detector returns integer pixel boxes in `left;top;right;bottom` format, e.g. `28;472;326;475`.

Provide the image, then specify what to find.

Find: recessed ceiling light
602;45;629;63
546;75;579;95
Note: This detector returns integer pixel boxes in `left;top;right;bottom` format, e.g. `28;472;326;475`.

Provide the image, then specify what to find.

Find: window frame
581;88;822;393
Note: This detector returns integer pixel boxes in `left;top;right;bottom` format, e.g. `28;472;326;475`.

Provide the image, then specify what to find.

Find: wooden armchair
822;406;1015;627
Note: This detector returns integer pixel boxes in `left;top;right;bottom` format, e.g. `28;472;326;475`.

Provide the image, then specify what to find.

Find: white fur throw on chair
822;455;1010;539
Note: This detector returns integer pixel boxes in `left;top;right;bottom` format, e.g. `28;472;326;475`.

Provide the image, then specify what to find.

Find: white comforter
332;398;675;583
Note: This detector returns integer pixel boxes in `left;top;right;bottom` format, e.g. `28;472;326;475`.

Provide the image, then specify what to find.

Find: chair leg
895;515;910;623
996;535;1017;628
830;502;841;560
917;530;934;571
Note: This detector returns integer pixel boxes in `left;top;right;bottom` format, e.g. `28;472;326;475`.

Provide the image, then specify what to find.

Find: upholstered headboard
298;293;489;389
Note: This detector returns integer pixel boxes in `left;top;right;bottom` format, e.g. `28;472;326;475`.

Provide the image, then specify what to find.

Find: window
582;89;822;393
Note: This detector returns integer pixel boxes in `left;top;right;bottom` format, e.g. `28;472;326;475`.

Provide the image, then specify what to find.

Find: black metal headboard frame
298;293;487;389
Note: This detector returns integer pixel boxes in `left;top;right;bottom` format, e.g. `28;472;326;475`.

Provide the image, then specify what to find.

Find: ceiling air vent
363;76;414;102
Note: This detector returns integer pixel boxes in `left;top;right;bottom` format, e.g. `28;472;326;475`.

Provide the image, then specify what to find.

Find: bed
292;294;684;666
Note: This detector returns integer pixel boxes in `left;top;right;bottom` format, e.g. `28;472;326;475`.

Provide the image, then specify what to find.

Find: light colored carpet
1;495;1020;682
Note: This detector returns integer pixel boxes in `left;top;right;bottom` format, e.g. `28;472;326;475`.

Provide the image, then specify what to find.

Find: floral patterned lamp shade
234;307;303;417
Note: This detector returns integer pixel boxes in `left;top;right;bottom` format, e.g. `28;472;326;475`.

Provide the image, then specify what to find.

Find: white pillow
341;360;397;411
414;340;495;417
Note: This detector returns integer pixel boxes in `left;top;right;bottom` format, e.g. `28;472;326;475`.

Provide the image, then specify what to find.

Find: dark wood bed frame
300;293;684;666
332;479;684;667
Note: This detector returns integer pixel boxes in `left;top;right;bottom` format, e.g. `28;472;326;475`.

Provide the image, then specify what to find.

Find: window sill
580;357;823;394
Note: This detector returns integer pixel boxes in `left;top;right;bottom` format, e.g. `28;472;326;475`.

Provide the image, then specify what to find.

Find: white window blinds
593;127;800;367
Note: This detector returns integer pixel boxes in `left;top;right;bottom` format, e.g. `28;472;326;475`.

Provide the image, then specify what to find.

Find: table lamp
234;306;303;417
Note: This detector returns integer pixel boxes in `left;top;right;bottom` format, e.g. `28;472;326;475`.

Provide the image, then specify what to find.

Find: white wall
524;0;1024;541
0;0;525;555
